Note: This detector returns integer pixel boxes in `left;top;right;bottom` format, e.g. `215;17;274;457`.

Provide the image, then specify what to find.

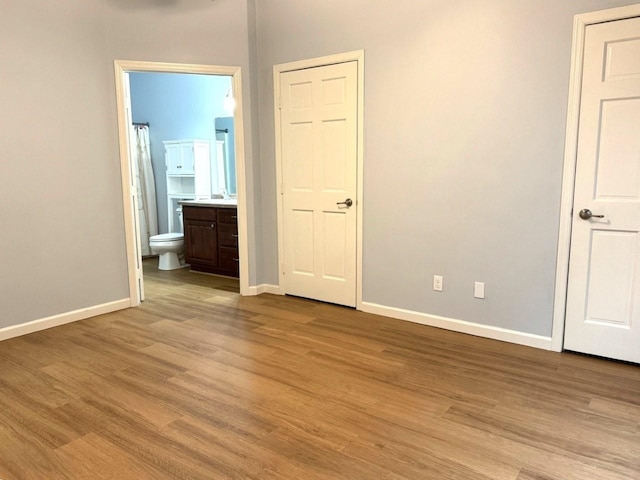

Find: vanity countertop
179;199;237;208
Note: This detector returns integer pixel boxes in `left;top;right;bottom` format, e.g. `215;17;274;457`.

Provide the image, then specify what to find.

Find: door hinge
277;96;282;110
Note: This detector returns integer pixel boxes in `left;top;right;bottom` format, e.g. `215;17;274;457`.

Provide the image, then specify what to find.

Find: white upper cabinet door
179;142;195;173
564;16;640;363
280;61;358;307
165;143;182;174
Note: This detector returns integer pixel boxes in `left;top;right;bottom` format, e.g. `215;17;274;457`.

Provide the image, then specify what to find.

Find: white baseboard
245;284;283;296
0;298;131;342
361;302;553;350
0;293;552;350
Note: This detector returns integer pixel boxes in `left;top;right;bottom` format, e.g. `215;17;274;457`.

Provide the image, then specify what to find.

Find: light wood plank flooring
0;258;638;479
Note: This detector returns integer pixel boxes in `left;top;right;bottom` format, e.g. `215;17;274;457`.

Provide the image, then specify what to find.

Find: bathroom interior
128;71;238;293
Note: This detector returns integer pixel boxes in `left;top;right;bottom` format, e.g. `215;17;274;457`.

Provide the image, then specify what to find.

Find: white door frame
273;50;365;309
114;60;251;305
552;4;640;352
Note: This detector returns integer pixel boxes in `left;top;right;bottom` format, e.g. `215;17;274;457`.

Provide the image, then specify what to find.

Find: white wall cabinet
163;140;211;232
165;142;197;174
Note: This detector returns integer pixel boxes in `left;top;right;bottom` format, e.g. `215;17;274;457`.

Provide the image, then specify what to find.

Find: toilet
149;206;185;271
149;233;185;270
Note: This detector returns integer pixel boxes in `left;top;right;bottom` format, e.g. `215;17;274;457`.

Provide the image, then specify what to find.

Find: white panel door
124;73;144;302
280;61;358;307
565;17;640;363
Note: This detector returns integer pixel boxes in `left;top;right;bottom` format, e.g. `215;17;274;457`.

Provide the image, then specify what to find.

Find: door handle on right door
337;198;353;208
579;209;605;220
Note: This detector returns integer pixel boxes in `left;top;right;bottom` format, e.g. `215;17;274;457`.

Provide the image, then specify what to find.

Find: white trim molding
246;284;284;296
273;50;365;309
0;299;130;342
552;4;640;353
113;60;251;304
363;302;553;351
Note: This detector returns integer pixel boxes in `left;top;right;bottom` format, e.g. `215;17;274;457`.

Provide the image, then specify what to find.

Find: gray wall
105;0;261;287
0;1;125;328
1;0;636;339
0;0;259;329
253;0;637;337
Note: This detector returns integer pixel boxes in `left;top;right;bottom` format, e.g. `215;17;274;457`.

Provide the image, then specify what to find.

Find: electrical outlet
433;275;443;292
474;282;485;299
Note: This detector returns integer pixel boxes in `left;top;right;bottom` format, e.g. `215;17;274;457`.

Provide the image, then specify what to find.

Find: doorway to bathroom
114;61;250;306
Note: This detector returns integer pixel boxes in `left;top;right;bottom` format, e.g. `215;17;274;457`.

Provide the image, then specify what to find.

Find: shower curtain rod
133;122;149;127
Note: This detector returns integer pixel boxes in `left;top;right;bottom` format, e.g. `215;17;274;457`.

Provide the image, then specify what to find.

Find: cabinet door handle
231;216;237;219
211;223;216;229
233;258;239;262
232;234;239;238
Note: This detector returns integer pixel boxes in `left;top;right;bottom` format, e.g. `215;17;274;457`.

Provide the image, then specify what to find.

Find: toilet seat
150;233;184;243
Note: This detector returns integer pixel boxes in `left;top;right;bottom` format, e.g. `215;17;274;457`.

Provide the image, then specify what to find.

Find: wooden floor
0;259;639;480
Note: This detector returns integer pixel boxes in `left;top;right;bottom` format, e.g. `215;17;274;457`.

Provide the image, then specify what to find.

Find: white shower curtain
133;125;158;256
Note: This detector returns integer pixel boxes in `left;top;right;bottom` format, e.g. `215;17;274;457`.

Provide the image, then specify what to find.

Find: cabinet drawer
182;205;216;222
218;223;238;247
217;208;238;224
219;246;240;271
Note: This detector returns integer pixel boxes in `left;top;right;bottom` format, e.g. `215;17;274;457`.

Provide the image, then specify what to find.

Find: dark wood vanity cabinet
182;205;239;278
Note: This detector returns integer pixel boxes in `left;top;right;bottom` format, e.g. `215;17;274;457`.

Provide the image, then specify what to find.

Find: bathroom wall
129;72;232;234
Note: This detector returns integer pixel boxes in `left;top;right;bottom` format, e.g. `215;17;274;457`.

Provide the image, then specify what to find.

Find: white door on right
564;16;640;363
